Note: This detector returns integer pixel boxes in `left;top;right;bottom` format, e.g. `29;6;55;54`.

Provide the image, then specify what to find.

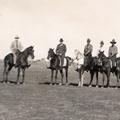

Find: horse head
98;51;105;61
27;46;35;59
47;48;55;60
72;49;84;61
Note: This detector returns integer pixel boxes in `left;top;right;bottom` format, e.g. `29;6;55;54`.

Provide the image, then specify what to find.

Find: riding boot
26;64;31;68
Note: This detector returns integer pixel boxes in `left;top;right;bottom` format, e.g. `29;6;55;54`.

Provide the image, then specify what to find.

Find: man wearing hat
56;38;67;69
84;38;93;57
108;39;118;68
10;35;23;67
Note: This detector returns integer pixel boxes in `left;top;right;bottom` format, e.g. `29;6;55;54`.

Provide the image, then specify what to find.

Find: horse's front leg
89;70;94;87
50;70;54;85
102;72;105;88
65;68;68;85
22;68;26;84
55;69;58;85
16;67;20;85
59;69;64;85
96;71;99;88
78;69;84;87
106;70;110;88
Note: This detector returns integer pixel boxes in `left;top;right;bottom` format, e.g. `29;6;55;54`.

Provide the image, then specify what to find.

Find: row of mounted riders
2;47;120;88
47;48;120;88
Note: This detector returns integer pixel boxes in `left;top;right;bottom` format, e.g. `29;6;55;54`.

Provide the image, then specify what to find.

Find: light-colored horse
71;49;85;86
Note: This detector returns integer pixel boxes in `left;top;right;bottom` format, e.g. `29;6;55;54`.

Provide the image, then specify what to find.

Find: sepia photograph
0;0;120;120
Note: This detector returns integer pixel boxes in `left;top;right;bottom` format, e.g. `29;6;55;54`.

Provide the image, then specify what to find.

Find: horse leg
3;63;7;83
22;68;26;84
89;70;94;87
50;70;54;85
6;65;13;83
96;71;99;88
106;71;110;88
115;70;119;88
78;69;82;86
102;72;105;88
55;69;58;85
65;68;68;85
16;67;20;85
59;69;64;85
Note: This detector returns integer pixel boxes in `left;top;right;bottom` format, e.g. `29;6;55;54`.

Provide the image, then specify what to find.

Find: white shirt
96;45;107;57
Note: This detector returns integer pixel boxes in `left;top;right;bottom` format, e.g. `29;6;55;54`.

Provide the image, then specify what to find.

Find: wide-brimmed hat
100;41;104;44
59;38;63;42
110;39;116;44
15;35;19;39
87;38;90;42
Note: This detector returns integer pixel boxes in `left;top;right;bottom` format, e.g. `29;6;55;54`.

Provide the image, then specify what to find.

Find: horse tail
66;56;72;66
3;53;14;74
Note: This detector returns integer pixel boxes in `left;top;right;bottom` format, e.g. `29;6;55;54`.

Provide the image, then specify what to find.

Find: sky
0;0;120;60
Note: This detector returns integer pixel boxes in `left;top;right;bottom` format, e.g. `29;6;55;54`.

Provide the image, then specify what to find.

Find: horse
3;46;35;84
47;48;72;85
72;49;99;87
98;51;120;88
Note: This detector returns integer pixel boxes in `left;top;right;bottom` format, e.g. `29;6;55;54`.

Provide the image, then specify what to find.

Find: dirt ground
0;60;120;120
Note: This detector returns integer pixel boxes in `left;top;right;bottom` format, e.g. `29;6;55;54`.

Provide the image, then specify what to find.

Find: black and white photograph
0;0;120;120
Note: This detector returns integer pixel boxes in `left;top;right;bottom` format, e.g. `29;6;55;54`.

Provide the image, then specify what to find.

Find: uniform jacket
56;43;67;56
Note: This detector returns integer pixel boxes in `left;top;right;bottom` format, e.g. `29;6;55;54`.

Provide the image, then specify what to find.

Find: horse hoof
7;81;10;84
16;82;19;85
89;85;91;87
22;82;25;85
114;87;118;89
59;83;62;86
66;83;68;86
50;83;52;85
3;81;5;84
96;85;98;88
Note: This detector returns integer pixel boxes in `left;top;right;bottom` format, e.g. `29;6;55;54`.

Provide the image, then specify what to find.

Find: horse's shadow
38;82;120;88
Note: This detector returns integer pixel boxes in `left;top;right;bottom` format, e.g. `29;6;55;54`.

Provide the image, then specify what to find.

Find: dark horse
3;46;35;84
72;50;99;87
47;48;71;85
98;51;120;88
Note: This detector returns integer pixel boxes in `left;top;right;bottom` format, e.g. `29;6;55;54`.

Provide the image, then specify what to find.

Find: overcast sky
0;0;120;60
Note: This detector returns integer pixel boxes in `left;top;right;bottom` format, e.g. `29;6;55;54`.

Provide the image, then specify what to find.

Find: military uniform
56;42;67;67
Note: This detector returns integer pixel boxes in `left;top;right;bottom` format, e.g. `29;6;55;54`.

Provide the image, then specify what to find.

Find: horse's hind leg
89;71;94;87
6;65;13;83
55;69;58;85
115;70;119;88
22;68;26;84
59;70;64;85
16;67;20;85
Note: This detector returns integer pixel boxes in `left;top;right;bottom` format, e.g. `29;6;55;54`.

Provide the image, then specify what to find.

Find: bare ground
0;61;120;120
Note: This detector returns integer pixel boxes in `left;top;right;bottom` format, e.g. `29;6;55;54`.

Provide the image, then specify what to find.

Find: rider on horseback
47;38;67;69
10;35;30;68
108;39;118;72
56;38;67;69
84;38;93;70
97;41;106;66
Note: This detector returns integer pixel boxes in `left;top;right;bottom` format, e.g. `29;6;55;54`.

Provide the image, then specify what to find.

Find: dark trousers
84;53;92;66
58;54;65;66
